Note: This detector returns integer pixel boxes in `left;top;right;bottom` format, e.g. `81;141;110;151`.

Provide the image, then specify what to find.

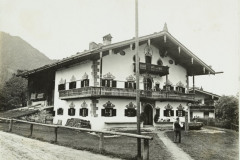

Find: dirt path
0;131;121;160
155;130;194;160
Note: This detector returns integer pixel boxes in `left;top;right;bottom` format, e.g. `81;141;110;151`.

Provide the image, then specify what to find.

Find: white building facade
20;25;219;130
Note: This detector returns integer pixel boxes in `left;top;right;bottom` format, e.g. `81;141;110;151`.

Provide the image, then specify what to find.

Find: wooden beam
164;35;167;43
178;46;181;54
148;39;151;46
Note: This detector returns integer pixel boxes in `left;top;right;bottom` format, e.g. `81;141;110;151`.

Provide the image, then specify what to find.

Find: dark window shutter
171;110;174;116
53;111;55;116
125;82;128;88
80;108;83;116
101;109;105;116
164;110;167;116
112;80;117;88
69;83;72;89
124;109;128;116
156;109;160;115
133;109;137;117
176;110;179;116
183;88;185;93
68;108;71;115
112;109;116;116
81;81;84;87
182;111;185;116
86;79;89;87
163;86;166;90
86;108;88;116
73;82;76;88
170;86;174;91
101;79;105;87
134;83;136;89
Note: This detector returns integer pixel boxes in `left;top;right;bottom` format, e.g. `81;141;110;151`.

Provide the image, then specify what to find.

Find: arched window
81;73;89;87
58;78;66;91
101;72;117;88
157;59;163;66
69;75;76;89
80;101;88;117
68;102;75;116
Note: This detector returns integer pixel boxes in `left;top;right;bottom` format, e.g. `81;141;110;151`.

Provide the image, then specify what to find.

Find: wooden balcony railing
59;87;195;101
133;63;169;76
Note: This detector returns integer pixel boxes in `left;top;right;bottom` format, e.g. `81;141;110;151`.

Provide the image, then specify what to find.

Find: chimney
89;42;99;50
103;34;112;45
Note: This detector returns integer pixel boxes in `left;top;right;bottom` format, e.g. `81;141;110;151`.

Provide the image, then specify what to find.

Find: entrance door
144;105;153;125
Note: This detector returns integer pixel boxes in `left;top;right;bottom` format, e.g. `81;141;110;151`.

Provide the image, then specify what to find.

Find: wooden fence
0;117;153;160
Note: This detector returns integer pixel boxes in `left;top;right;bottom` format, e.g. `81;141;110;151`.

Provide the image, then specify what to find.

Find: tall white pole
135;0;141;159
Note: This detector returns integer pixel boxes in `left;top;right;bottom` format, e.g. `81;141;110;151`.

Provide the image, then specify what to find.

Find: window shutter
182;111;185;116
133;109;137;117
112;80;117;88
134;83;136;89
69;83;72;89
156;109;160;115
176;110;178;116
86;79;89;87
112;109;116;116
80;108;83;116
164;110;167;116
171;110;174;116
53;111;55;116
124;109;128;116
101;109;105;116
128;82;132;89
170;86;174;91
182;88;185;93
73;82;76;88
68;108;71;115
101;79;105;87
86;108;88;116
81;81;84;87
125;82;128;88
107;80;110;87
163;86;166;90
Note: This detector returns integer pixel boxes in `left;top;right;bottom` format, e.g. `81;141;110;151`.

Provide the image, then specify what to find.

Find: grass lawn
0;121;172;160
165;126;239;160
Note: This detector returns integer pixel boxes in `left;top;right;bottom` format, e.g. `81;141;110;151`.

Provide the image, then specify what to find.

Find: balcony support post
193;75;195;93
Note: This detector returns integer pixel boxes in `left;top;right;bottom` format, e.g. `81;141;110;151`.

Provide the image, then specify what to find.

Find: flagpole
135;0;141;159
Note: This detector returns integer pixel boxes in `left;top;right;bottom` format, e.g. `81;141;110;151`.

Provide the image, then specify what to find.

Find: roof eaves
165;32;215;74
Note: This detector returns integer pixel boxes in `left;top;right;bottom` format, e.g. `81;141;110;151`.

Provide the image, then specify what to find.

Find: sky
0;0;239;96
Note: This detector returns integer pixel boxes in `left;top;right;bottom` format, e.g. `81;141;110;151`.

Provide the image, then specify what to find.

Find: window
68;108;75;116
81;79;89;87
204;111;209;118
157;59;163;66
164;109;174;117
101;79;117;88
125;108;136;117
69;81;76;89
80;108;88;117
176;87;185;93
163;85;174;91
156;108;160;115
58;84;65;91
57;108;63;115
125;82;136;89
145;56;152;64
155;83;160;91
102;108;116;117
176;110;185;117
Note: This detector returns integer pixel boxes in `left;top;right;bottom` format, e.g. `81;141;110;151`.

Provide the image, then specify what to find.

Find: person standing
173;117;181;143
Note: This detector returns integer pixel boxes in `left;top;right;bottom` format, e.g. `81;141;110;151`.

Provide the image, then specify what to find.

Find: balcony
133;63;169;76
59;87;195;102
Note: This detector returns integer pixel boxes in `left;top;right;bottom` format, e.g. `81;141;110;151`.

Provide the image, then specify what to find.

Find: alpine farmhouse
20;24;220;130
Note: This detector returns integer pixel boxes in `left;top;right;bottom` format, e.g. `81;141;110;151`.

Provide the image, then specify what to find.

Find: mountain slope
0;32;54;87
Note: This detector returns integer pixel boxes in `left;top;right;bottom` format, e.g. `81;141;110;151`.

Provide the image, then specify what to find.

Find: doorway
144;104;153;125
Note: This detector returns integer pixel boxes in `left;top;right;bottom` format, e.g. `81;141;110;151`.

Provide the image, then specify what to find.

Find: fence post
8;119;13;132
99;133;104;153
54;127;58;143
143;139;149;160
30;124;33;137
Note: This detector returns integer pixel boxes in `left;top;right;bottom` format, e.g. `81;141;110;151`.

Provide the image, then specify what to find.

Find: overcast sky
0;0;239;96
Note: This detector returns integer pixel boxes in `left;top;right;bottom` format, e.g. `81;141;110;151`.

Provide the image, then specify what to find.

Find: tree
215;95;239;125
0;70;27;111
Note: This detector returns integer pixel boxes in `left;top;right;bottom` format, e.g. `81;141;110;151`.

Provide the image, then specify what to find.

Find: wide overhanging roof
19;30;218;78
